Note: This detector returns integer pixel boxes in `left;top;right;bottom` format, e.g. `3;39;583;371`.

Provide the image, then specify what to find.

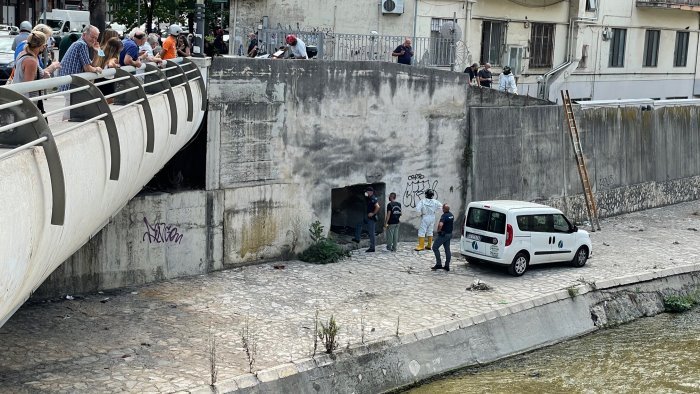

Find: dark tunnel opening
140;113;208;194
330;183;386;240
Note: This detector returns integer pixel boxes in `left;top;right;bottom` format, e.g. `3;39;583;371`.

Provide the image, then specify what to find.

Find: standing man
161;25;181;60
353;186;380;252
12;21;32;51
392;38;413;65
414;189;442;251
498;66;518;94
59;25;102;119
384;192;402;252
247;32;258;57
478;63;493;88
285;34;308;59
431;204;455;271
464;62;479;86
120;30;146;68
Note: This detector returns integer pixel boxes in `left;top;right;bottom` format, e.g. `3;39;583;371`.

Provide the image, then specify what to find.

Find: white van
42;10;90;39
459;200;592;276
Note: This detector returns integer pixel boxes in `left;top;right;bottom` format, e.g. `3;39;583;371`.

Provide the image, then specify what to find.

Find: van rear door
463;207;506;259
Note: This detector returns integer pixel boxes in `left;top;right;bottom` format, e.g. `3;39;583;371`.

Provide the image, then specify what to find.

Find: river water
407;308;700;393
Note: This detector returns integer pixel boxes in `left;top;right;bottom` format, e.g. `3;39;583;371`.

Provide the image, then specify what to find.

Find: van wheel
508;252;528;276
572;247;588;268
465;256;479;264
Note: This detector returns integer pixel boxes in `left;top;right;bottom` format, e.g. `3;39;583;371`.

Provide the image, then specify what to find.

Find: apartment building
233;0;700;101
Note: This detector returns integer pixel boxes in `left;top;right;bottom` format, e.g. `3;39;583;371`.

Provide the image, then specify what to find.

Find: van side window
516;214;552;232
552;214;571;233
467;208;506;234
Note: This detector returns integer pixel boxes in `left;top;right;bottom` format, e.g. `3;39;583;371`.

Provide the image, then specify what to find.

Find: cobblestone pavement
1;201;700;393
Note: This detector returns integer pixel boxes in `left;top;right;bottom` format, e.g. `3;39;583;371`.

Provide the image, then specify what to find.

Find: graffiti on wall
142;217;184;244
403;173;439;208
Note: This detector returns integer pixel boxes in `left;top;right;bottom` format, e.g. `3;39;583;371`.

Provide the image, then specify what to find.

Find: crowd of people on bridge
7;20;195;90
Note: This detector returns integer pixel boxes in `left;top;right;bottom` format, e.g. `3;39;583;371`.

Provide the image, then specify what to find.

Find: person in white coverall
415;189;442;251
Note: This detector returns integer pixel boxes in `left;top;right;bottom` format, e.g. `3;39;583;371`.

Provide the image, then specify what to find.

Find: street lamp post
194;0;205;56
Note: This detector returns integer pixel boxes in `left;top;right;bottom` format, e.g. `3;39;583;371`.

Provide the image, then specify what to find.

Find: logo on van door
558;240;564;249
472;241;478;250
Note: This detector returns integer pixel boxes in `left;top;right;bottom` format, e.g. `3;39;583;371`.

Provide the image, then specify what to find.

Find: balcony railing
637;0;700;11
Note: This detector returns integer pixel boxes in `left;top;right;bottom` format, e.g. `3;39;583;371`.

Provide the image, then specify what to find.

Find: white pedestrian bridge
0;58;207;327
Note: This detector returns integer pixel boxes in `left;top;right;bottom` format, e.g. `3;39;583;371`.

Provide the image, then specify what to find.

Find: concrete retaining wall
468;105;700;221
34;190;224;298
191;265;700;393
208;58;700;267
207;59;473;266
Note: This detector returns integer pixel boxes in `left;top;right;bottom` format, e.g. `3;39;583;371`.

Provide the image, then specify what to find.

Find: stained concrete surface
0;201;699;392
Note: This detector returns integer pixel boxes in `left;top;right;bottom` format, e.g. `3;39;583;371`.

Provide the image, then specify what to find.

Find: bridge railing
0;57;206;226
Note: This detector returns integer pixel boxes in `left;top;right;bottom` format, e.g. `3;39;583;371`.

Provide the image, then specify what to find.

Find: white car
460;200;592;276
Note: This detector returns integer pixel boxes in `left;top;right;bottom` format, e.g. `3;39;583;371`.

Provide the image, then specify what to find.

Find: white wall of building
234;0;700;101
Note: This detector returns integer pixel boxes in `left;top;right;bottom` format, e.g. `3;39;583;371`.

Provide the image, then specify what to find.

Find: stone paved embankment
1;201;700;393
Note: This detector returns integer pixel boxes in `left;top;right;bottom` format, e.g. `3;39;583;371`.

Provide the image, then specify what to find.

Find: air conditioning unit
382;0;404;14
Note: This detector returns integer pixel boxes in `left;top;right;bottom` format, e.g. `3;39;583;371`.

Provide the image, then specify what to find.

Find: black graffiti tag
142;217;184;244
403;174;439;208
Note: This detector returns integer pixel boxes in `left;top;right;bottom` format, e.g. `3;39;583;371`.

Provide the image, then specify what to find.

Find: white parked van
459;201;592;276
41;10;90;39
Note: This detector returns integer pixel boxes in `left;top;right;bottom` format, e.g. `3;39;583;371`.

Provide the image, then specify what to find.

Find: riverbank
0;201;699;393
405;306;700;393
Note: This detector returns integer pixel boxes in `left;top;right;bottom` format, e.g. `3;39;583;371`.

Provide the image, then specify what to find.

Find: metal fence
259;30;461;68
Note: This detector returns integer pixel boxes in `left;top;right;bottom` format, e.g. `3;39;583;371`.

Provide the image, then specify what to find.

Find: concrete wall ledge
188;263;700;394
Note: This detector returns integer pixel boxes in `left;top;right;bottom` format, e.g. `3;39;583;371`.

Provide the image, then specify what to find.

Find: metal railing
0;57;205;226
258;30;460;67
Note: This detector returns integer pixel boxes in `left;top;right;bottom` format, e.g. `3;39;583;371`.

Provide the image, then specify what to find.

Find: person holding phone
120;29;146;68
392;38;413;65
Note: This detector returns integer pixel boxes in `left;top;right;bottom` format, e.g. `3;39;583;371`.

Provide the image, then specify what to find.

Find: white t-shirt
290;39;308;59
140;41;154;57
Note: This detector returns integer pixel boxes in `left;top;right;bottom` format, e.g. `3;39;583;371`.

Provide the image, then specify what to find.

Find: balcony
637;0;700;11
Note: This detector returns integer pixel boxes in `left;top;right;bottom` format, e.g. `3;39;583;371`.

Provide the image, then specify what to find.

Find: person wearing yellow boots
414;189;442;251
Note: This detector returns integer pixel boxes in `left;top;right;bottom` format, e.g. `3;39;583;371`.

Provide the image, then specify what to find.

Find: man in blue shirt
120;30;146;68
59;25;102;86
392;38;413;65
431;204;455;271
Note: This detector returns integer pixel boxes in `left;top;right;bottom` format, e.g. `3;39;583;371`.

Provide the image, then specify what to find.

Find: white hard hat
168;25;182;36
19;21;32;32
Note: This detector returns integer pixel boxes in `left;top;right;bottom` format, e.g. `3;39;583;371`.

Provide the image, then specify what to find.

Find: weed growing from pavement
312;309;319;357
318;315;340;354
208;326;218;386
241;316;258;373
567;286;579;298
360;314;366;344
299;220;349;264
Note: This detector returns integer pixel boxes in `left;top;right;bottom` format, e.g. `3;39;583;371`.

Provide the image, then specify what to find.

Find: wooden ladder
561;90;601;231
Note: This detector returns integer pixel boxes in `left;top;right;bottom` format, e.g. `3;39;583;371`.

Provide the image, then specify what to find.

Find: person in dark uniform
431;204;455;271
392;38;413;65
353;186;380;252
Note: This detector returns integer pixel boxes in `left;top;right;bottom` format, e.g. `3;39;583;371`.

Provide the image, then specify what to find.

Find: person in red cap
285;34;308;59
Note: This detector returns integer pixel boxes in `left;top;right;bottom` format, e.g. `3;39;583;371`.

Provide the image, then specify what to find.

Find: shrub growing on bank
298;220;349;265
663;293;698;313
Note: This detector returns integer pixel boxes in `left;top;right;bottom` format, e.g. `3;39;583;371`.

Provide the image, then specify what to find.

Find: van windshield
466;208;506;234
46;19;63;30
